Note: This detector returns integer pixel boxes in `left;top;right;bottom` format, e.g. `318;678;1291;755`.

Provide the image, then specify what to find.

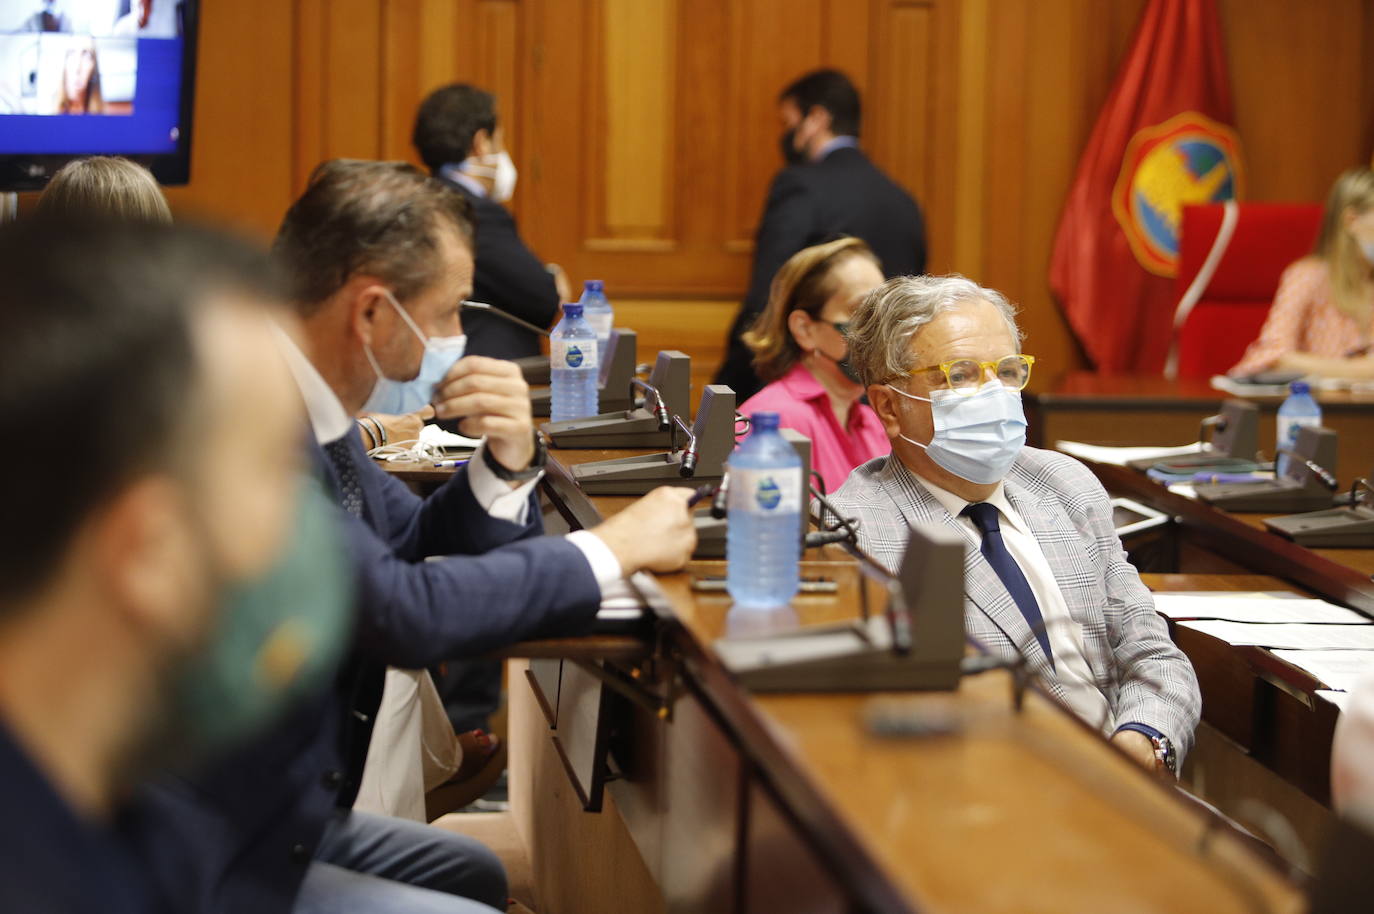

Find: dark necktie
961;502;1053;667
324;437;366;519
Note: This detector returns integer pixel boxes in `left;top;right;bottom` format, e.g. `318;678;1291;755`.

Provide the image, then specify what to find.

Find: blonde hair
742;237;880;382
54;43;104;114
1315;168;1374;319
35;156;172;224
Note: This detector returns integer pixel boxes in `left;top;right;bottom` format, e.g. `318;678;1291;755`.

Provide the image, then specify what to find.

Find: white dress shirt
910;471;1114;733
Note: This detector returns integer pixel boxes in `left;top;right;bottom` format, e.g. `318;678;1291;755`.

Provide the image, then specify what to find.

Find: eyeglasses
899;354;1036;394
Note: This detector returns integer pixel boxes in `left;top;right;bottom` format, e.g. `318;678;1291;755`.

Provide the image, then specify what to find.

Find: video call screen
0;0;187;154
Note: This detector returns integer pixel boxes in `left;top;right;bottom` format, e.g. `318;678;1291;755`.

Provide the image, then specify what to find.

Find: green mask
169;477;353;762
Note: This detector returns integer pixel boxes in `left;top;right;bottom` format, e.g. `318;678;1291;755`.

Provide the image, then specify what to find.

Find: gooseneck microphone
461;300;552;338
631;378;671;431
672;414;698;477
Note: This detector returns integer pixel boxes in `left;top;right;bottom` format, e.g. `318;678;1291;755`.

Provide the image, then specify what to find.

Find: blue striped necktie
962;502;1053;667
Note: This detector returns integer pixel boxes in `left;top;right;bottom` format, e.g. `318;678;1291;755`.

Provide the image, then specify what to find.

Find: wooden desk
1026;373;1374;486
504;447;1303;914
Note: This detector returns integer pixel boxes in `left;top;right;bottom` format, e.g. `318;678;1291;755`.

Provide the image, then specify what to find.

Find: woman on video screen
53;39;102;115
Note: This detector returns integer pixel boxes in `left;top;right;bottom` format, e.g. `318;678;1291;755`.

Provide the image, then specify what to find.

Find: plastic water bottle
550;303;599;421
1276;380;1321;476
727;412;802;608
578;280;614;364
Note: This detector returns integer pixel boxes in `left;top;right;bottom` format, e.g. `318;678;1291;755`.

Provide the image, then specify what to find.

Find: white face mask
886;379;1027;485
463;151;518;203
362;290;466;416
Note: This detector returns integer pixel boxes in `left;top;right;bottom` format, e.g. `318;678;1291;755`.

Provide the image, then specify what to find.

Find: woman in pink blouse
738;237;889;492
1231;168;1374;378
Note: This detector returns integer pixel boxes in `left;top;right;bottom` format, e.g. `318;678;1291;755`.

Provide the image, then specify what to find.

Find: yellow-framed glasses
902;354;1036;395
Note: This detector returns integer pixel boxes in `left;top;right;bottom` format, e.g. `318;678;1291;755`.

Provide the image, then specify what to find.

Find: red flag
1049;0;1243;374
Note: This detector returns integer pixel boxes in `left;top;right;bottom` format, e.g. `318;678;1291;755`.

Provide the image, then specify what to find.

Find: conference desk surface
491;444;1305;914
1026;372;1374;486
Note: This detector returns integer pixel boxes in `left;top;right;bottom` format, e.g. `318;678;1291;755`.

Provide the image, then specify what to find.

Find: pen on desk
1191;472;1263;484
687;483;718;507
433;458;469;468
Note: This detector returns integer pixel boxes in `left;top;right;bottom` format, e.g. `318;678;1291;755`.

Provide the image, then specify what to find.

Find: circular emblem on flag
754;477;782;511
1111;111;1243;278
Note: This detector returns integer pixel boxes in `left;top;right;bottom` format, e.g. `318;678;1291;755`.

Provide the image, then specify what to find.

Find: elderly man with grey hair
827;274;1200;775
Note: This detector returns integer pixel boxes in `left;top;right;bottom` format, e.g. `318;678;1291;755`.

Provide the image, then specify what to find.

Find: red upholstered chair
1174;203;1324;379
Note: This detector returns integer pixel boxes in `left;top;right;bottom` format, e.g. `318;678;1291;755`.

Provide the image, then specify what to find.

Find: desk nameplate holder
691;429;812;559
541;349;690;448
713;523;966;693
1125;399;1260;471
532;328;639;417
570;385;736;495
1194;425;1338;513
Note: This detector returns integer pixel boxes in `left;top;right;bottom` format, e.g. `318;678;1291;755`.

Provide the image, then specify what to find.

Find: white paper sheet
1316;690;1351;712
1154;594;1369;625
419;424;483;450
1209;375;1294;398
1270;650;1374;691
1054;440;1205;467
1177;620;1374;650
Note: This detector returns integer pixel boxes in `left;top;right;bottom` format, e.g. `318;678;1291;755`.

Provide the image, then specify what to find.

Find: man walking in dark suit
716;69;928;402
413;83;569;362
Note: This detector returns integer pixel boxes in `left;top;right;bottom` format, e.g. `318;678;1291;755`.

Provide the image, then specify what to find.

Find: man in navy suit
131;161;697;914
414;83;569;362
716;69;928;402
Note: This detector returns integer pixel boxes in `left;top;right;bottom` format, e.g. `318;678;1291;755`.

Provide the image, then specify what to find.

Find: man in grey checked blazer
827;274;1200;773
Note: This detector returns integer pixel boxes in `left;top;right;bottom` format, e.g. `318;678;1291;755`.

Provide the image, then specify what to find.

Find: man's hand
590;487;697;575
432;356;535;472
364;405;435;447
1112;729;1164;776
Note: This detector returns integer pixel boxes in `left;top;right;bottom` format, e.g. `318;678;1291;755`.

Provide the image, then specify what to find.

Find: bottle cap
584;280;604;293
1290;380;1310;395
751;411;781;431
563;303;583;318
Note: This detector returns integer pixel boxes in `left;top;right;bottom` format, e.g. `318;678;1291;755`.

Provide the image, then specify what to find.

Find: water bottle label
586;313;614;338
552;339;598;371
1281;415;1321;444
729;468;802;515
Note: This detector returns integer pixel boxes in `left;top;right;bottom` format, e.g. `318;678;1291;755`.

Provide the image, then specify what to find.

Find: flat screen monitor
0;0;198;190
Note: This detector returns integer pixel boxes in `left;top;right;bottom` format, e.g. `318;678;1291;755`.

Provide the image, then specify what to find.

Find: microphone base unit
714;617;963;693
541;407;672;449
513;354;551;386
531;388;634;419
572;451;724;496
569;384;737;496
1264;507;1374;548
1194;480;1336;514
691;514;728;558
1195;424;1337;514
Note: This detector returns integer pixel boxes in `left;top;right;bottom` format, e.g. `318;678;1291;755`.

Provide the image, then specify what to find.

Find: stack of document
1157;592;1374;708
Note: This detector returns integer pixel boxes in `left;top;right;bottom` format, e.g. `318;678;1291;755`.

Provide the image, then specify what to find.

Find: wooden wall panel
159;0;295;236
591;0;677;249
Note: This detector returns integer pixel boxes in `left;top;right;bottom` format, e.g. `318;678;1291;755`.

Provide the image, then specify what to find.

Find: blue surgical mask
362;289;466;416
886;379;1027;484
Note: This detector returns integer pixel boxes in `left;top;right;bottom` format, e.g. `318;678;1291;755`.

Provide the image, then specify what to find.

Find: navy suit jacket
129;433;602;913
716;146;927;401
441;176;561;361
